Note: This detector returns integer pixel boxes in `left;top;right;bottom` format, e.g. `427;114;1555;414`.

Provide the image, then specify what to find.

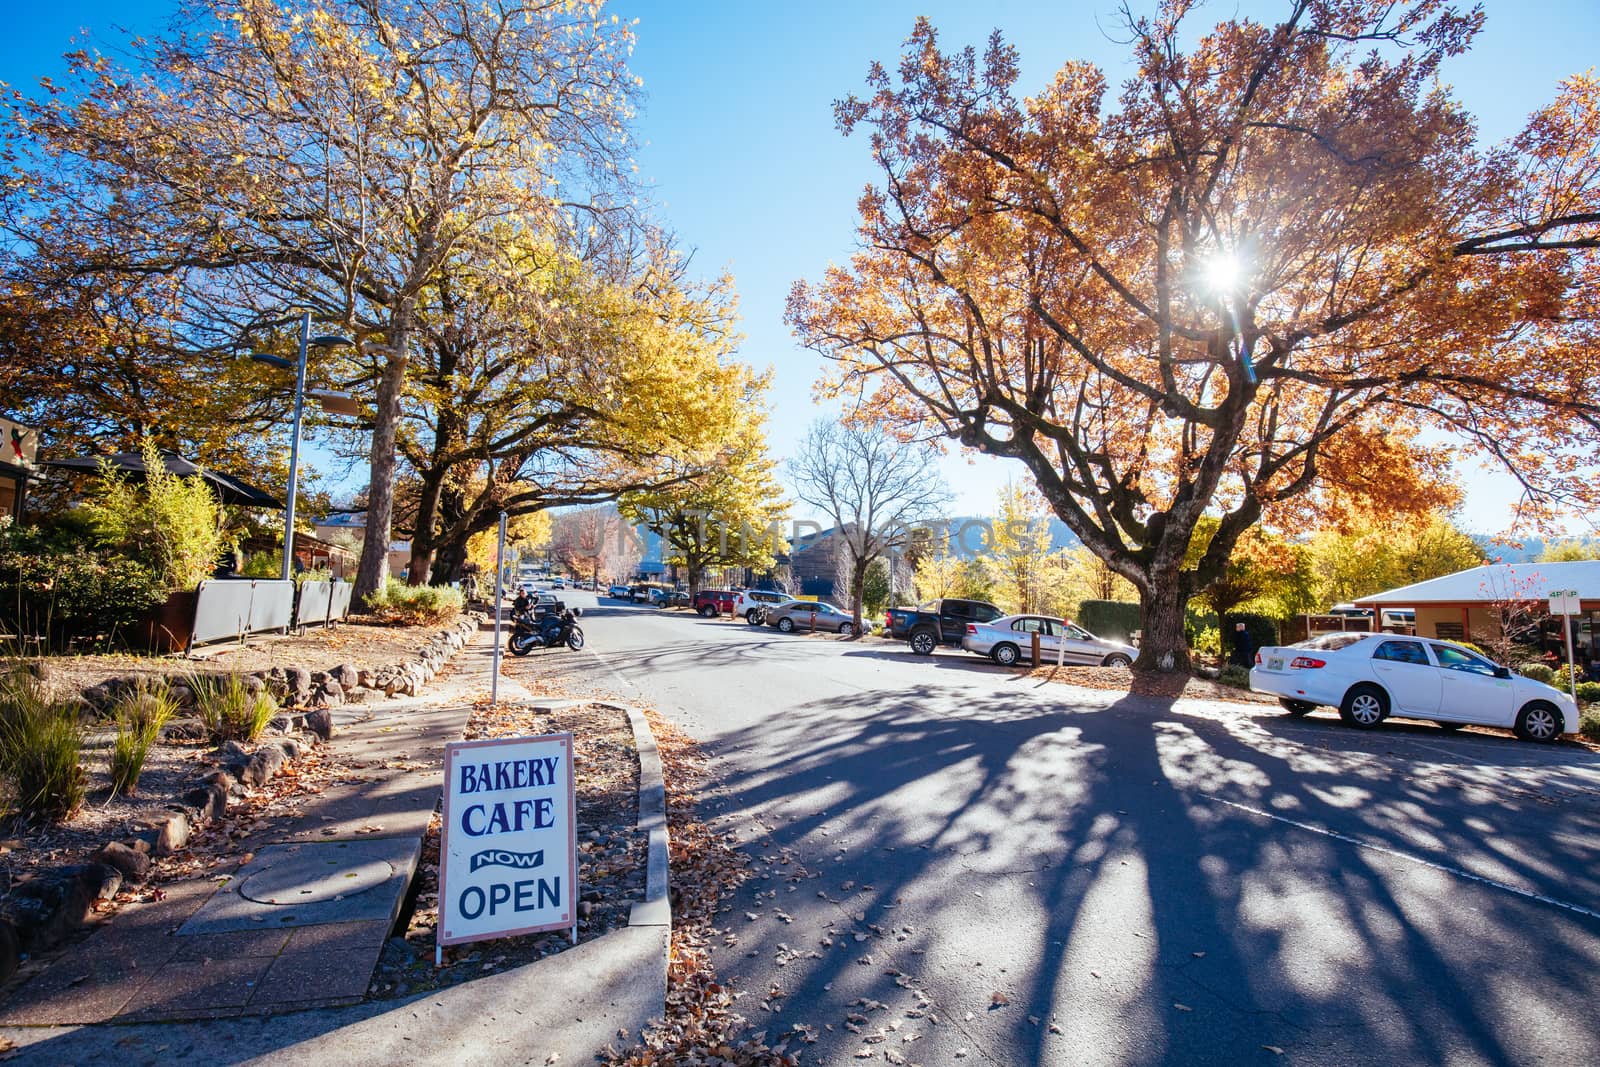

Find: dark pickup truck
886;598;1004;655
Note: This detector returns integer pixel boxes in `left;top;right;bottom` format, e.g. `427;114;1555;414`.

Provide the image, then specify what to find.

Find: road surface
559;593;1600;1066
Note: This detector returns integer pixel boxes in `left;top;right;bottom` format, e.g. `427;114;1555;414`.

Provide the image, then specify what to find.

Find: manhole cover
238;855;397;905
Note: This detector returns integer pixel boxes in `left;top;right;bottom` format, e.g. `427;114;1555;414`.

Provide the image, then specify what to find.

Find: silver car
766;600;858;636
962;614;1137;667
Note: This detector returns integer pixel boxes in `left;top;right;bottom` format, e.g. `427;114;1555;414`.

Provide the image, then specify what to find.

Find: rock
219;740;252;764
241;745;286;786
577;900;594;920
315;679;345;708
239;674;266;696
1;873;95;951
183;779;229;823
357;668;376;689
163;718;207;742
287;666;313;701
153;810;191;856
330;663;360;689
81;684;111;712
310;670;329;685
268;713;295;734
169;684;195;709
93;841;152;884
279;737;303;760
347;687;377;704
303;709;334;741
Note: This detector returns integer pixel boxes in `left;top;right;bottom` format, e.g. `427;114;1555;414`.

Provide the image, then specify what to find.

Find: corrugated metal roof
1354;560;1600;605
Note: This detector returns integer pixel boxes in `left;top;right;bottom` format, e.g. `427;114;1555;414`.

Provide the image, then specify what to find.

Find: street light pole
281;310;312;582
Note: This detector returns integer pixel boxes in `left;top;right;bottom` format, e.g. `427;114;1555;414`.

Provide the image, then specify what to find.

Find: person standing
1229;621;1256;668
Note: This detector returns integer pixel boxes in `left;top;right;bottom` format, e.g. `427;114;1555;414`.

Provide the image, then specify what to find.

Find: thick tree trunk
849;553;869;632
1135;578;1191;672
353;330;411;608
407;472;446;587
431;539;469;586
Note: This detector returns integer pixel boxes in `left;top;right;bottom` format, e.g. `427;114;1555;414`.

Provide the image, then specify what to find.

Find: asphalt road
564;593;1600;1066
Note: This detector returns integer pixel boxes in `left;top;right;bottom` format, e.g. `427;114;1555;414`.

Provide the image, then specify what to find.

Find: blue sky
5;1;1597;532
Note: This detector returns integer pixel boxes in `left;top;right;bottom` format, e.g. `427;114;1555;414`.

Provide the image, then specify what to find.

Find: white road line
1202;793;1600;923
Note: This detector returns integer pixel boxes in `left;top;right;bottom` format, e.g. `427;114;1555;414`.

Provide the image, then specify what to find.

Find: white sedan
961;614;1137;667
1250;632;1576;741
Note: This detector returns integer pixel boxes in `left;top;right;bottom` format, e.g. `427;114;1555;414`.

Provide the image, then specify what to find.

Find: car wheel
699;605;717;618
1279;698;1315;717
1436;721;1466;733
910;629;938;656
1340;684;1388;728
991;643;1020;667
746;611;763;627
777;616;795;633
1102;653;1133;668
839;622;855;637
1514;701;1562;742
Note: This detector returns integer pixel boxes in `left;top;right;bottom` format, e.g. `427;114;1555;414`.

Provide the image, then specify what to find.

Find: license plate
1268;657;1284;670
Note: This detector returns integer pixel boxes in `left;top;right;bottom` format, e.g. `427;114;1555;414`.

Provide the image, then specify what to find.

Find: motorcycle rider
512;587;532;617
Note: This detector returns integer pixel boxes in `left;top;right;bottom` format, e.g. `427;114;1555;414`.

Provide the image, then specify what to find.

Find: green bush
368;578;464;625
1576;681;1600;706
1078;599;1140;640
1581;706;1600;742
0;666;87;821
79;437;228;592
107;680;178;797
1518;662;1556;684
0;527;168;651
191;673;277;743
1218;664;1251;688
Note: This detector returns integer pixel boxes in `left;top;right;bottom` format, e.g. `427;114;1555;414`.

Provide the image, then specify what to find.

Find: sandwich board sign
438;733;577;954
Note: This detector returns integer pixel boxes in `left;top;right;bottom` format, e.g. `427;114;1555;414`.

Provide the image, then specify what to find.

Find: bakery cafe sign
439;733;577;950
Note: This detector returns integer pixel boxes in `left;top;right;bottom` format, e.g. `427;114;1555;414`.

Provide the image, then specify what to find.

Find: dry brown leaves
605;710;796;1067
1022;664;1276;704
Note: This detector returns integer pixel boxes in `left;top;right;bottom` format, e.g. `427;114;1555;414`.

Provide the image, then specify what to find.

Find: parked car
692;589;737;617
887;599;1004;655
962;614;1137;668
766;600;857;635
1250;632;1576;741
607;583;631;598
552;577;566;589
663;589;691;608
734;589;788;620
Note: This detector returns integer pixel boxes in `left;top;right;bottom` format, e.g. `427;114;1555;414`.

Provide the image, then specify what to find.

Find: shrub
0;666;87;821
0;527;168;651
368;578;464;625
191;673;277;743
1218;664;1251;688
107;680;178;797
1576;681;1600;707
1078;599;1140;641
1518;662;1556;684
1581;706;1600;742
79;436;227;592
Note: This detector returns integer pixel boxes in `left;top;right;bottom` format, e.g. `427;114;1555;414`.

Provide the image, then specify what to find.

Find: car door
1431;643;1515;725
1058;622;1105;664
1369;639;1442;714
940;601;973;644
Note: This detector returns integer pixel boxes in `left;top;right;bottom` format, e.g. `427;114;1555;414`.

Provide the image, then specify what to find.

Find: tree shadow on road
697;683;1600;1065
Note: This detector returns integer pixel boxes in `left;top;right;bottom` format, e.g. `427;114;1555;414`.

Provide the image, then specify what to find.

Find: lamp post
247;311;354;581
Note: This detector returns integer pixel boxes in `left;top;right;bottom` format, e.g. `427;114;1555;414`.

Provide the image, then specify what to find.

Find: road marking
1202;794;1600;923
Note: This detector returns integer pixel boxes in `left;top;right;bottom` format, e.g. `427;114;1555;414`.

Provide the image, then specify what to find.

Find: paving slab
177;837;419;935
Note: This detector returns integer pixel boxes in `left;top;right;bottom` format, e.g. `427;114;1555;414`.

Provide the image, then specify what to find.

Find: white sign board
439;733;576;947
1549;590;1583;616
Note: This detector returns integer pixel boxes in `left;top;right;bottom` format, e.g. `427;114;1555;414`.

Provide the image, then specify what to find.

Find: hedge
1078;599;1140;641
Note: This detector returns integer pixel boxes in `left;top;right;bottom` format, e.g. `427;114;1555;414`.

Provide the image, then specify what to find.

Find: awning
42;451;282;508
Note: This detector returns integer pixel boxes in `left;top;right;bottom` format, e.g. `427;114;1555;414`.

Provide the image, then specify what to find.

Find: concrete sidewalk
0;630;672;1064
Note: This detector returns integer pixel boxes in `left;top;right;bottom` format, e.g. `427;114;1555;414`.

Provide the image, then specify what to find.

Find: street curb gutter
617;705;672;934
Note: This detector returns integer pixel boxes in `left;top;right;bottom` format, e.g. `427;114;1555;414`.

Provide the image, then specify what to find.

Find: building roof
1354;561;1600;606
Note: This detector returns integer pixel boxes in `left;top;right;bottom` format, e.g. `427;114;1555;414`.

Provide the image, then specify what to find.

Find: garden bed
1023;662;1278;704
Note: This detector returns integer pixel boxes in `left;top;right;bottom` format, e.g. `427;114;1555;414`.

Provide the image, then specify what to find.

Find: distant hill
1469;535;1600;564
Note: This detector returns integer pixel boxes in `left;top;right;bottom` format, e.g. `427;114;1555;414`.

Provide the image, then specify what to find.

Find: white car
734;589;788;619
1250;632;1576;741
961;614;1137;667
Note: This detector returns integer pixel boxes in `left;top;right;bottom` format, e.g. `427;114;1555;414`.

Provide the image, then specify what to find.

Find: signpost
1548;588;1582;702
437;733;577;962
491;512;507;709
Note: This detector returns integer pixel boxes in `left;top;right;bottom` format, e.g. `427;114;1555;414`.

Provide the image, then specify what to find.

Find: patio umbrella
41;451;283;508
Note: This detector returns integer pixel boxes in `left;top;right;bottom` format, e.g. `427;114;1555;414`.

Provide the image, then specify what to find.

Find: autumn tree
987;482;1056;614
1537;540;1600;562
549;506;640;586
1309;512;1486;604
789;3;1600;670
789;420;951;630
1;0;643;606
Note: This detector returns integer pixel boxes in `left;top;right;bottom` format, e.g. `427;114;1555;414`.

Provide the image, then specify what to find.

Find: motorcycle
745;605;767;627
508;607;585;656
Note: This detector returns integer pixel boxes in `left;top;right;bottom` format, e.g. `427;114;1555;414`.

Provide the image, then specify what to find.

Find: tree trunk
1135;579;1191;672
431;536;470;587
407;471;446;587
849;553;869;632
353;329;410;608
